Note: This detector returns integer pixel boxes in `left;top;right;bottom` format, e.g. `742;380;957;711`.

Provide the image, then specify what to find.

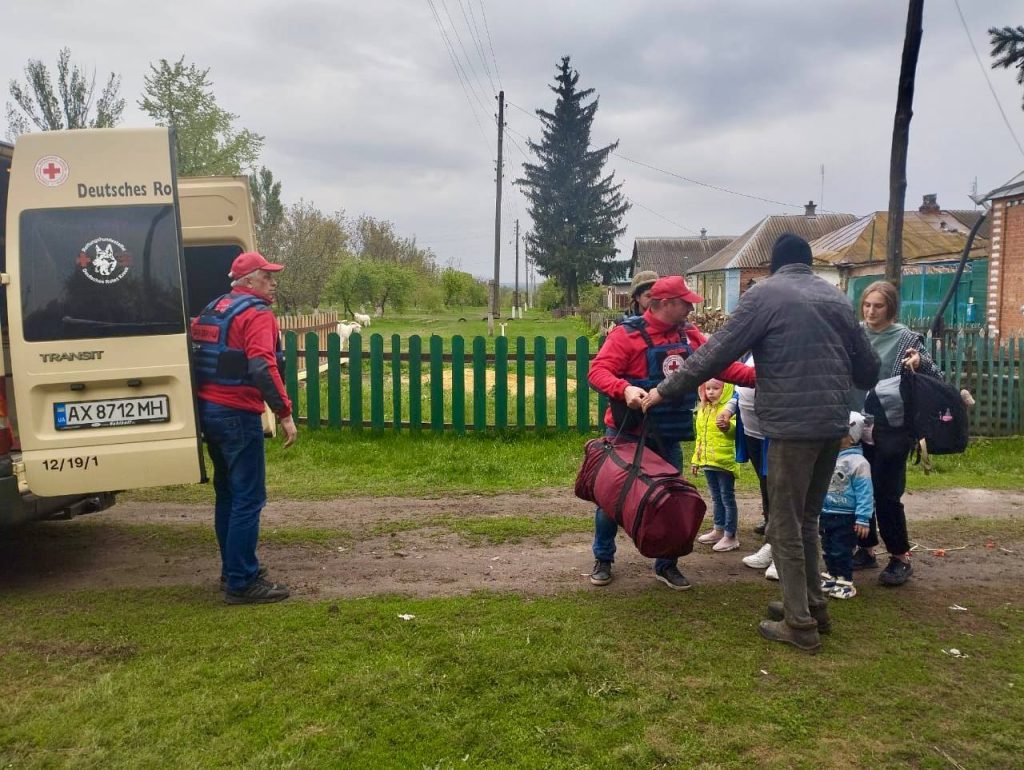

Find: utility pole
886;0;924;288
513;218;520;318
489;90;505;334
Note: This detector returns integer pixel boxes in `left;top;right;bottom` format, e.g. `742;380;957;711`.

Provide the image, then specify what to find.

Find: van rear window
19;205;186;342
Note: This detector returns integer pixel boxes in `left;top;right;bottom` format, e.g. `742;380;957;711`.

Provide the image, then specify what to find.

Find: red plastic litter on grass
985;540;996;549
933;549;946;557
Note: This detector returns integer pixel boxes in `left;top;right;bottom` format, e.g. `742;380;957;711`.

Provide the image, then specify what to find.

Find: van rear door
177;175;276;435
6;127;202;496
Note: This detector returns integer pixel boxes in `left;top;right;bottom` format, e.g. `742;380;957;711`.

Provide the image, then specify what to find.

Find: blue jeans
820;514;857;581
200;401;267;592
704;469;738;536
592;430;682;574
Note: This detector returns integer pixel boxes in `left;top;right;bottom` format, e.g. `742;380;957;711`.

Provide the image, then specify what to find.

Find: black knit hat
770;233;812;274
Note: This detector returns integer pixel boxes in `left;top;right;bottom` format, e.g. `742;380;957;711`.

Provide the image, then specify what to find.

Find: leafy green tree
139;57;263;176
990;25;1024;109
5;47;124;138
276;201;349;312
441;267;488;308
517;56;630;306
250;166;285;258
372;261;418;316
535;278;565;311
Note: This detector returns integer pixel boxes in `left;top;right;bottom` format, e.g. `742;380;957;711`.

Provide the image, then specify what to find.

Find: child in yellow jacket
693;379;741;552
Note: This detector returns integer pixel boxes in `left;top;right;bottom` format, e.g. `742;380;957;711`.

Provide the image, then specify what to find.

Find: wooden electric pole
886;0;924;287
489;90;505;333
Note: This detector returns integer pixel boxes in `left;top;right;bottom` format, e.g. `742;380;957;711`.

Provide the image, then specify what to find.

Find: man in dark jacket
642;234;879;652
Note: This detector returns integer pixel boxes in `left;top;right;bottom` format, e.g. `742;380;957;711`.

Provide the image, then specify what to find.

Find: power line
459;0;496;95
437;0;493;113
625;196;698;235
952;0;1024;160
424;0;491;150
613;153;802;209
475;0;503;91
506;99;803;209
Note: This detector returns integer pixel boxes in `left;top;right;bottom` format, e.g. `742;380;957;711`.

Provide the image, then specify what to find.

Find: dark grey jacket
658;264;879;440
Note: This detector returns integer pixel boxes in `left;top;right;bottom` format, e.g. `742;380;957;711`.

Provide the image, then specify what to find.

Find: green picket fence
283;331;608;434
282;330;1024;437
928;330;1024;436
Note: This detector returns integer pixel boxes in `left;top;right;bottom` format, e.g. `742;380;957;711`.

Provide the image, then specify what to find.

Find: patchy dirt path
2;488;1022;600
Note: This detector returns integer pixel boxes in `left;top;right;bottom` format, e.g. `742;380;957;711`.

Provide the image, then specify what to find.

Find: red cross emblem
34;155;70;187
662;353;685;377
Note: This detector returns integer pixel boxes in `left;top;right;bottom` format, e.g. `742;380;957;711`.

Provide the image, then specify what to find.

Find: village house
810;194;990;325
607;231;735;310
686;202;856;312
982;173;1024;338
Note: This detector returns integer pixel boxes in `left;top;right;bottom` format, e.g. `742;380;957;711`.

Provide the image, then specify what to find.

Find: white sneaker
742;543;773;569
828;578;857;599
712;534;740;552
764;561;779;581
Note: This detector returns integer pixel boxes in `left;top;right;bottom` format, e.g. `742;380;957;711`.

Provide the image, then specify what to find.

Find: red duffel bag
574;419;707;559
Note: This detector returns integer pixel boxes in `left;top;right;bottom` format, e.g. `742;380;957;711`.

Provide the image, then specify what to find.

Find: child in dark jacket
820;412;874;599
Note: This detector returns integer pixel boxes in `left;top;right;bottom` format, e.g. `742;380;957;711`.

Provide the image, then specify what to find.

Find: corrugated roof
631;236;735;278
809;211;989;266
688;212;857;273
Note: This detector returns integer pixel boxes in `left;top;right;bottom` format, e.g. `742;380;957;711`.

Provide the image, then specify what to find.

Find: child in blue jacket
820;412;874;599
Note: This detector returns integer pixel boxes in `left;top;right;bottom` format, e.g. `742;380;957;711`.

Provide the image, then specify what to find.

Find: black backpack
903;372;969;455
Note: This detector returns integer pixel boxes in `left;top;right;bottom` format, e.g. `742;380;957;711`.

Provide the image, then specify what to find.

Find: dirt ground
2;488;1022;600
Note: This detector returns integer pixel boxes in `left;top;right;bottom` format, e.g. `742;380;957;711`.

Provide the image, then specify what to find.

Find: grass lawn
1;583;1021;769
341;307;598;351
124;431;1024;505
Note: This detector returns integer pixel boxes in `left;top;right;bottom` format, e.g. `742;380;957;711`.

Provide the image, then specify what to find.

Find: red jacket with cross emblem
589;309;755;430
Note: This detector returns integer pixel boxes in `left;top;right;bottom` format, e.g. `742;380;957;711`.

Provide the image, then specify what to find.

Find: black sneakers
879;556;913;586
655;564;692;591
224;577;290;605
851;547;879;571
220;565;268;591
590;560;612;586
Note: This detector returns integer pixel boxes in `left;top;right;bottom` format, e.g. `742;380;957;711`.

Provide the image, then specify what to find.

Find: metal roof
982;170;1024;201
687;212;857;273
630;235;736;277
809;211;989;266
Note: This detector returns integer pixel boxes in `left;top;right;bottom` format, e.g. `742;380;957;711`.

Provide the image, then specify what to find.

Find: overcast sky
4;1;1024;283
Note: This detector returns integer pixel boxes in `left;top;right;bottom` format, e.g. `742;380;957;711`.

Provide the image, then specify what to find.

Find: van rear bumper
0;472;116;527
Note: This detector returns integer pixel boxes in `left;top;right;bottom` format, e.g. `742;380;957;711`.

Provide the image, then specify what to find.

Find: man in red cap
587;274;755;590
191;251;297;604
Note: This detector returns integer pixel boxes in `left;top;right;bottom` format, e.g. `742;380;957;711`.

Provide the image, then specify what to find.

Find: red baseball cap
650;275;703;304
229;251;284;279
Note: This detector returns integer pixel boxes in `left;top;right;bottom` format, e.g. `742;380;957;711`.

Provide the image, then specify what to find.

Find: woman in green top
854;281;941;587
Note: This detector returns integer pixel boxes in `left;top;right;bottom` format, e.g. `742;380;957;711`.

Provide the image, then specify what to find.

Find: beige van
1;127;259;526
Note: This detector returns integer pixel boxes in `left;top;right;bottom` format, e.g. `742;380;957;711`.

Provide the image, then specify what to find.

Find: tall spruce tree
517;57;629;306
990;25;1024;110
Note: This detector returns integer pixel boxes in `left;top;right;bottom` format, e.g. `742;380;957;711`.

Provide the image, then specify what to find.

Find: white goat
335;321;362;350
353;312;371;327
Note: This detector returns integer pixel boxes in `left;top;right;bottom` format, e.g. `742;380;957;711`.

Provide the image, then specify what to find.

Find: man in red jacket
587;275;754;589
192;252;298;605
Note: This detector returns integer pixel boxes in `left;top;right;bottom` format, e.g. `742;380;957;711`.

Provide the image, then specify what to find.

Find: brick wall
990;196;1024;338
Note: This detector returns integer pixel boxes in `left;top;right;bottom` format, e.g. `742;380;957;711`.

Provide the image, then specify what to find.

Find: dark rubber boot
758;619;821;653
765;601;832;634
